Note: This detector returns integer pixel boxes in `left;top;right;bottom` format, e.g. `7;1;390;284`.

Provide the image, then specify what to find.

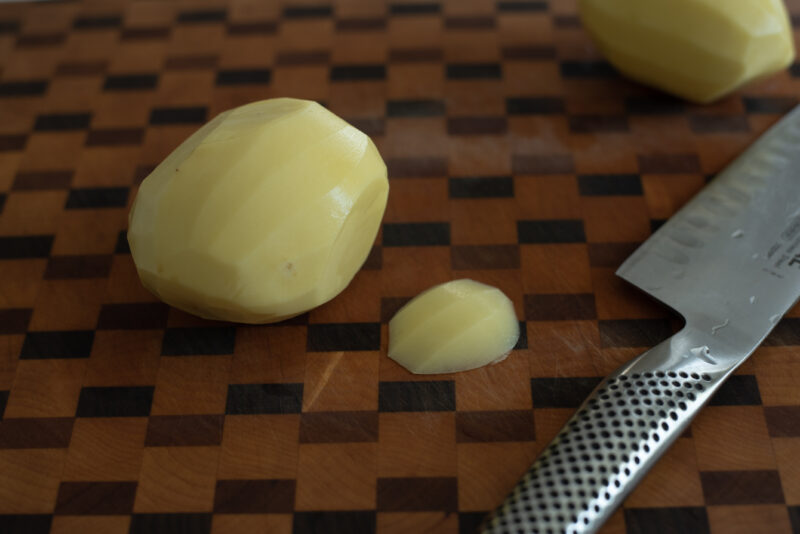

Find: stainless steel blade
618;104;800;357
483;105;800;534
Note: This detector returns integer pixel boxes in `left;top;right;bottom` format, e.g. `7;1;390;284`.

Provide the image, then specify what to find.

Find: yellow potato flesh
128;98;388;323
388;279;520;375
579;0;795;103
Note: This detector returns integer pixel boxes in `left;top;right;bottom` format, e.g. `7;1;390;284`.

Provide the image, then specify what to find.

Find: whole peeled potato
579;0;795;103
128;98;389;323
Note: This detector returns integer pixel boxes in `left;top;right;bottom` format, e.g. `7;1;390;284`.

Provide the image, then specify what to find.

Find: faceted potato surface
388;279;520;375
579;0;795;103
128;98;389;323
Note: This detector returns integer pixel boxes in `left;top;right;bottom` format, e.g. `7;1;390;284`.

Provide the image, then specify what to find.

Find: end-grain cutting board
0;1;798;533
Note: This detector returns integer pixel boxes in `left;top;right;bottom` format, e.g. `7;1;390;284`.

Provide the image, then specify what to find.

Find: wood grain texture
0;0;799;532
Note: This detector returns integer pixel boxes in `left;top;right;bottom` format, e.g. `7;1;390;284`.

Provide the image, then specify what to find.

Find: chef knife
483;104;800;534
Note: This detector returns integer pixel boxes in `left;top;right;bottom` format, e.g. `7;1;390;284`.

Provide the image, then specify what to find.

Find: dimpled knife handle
481;362;721;534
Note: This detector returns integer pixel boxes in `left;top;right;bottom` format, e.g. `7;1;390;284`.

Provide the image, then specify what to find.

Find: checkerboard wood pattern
0;1;799;533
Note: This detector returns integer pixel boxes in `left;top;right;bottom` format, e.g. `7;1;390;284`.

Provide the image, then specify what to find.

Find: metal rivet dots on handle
481;371;713;534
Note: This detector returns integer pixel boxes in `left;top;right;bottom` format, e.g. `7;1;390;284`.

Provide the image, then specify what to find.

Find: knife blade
482;104;800;534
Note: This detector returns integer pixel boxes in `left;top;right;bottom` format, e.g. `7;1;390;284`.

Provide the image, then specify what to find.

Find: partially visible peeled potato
579;0;795;103
128;98;389;323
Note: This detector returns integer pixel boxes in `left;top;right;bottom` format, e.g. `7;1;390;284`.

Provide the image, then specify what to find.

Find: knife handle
481;336;728;534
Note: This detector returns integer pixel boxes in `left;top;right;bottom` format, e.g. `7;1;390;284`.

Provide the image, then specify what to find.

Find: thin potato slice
388;279;520;374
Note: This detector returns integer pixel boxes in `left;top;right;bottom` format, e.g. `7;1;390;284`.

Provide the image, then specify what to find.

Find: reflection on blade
617;104;800;356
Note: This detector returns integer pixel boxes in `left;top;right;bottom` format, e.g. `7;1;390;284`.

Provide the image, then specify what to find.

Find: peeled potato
388;279;520;374
579;0;795;103
128;98;389;323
